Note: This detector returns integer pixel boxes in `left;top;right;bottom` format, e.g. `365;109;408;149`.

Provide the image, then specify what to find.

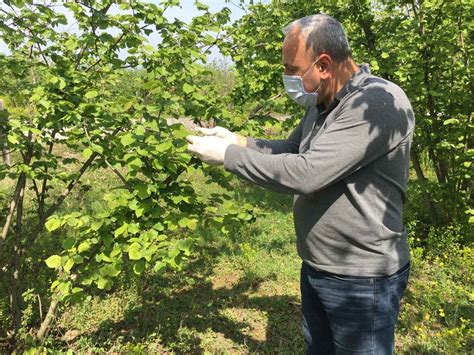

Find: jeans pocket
389;265;410;321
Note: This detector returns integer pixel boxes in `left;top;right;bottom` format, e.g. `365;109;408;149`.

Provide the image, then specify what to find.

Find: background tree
225;0;473;240
0;0;253;343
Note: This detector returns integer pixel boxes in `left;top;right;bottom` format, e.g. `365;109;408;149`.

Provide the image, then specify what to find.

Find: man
187;14;414;354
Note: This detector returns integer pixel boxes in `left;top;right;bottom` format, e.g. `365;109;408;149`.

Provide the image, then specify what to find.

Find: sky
0;0;266;60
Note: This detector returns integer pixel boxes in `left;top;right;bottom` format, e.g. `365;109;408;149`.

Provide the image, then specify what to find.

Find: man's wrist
235;134;247;147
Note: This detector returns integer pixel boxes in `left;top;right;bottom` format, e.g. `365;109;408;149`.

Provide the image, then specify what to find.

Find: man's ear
317;54;332;80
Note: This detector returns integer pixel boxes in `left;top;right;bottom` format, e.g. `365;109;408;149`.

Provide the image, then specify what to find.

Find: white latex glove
195;126;247;146
186;135;230;166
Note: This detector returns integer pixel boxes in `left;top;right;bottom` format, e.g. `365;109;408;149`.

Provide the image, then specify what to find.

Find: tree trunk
9;178;25;333
411;148;439;226
411;1;449;185
36;296;59;341
1;173;25;249
0;100;11;167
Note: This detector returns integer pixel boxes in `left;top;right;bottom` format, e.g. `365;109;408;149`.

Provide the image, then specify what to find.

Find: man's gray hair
283;14;352;62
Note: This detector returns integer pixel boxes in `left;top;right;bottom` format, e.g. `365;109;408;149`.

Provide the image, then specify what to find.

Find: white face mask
282;59;323;107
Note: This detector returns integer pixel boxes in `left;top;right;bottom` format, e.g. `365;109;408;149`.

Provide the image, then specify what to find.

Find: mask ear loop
301;56;324;95
314;79;324;94
301;57;321;79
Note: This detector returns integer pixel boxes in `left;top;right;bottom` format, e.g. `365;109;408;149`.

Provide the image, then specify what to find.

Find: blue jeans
300;261;410;354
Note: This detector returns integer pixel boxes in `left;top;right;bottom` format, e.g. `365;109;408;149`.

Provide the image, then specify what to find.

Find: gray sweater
224;64;415;277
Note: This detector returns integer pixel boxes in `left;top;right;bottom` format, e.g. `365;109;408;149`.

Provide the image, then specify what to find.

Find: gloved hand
186;135;230;166
195;126;247;147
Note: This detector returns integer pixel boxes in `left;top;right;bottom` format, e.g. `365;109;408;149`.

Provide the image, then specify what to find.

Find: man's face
282;27;322;95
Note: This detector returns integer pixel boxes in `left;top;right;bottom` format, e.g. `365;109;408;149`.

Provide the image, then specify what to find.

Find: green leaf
121;133;135;146
177;238;193;254
45;255;62;268
443;118;460;125
135;183;150;199
85;90;98;99
168;246;180;259
7;134;19;144
114;223;128;237
187;219;197;230
110;246;122;257
97;276;111;290
49;76;59;84
192;92;206;101
78;241;91;253
135;206;145;218
128;223;140;234
133;260;146;275
123;100;135;111
64;258;75;273
72;254;84;264
90;143;104;154
129;248;142;260
91;220;103;231
100;264;121;277
155;141;172;152
369;60;379;71
182;83;195;94
82;148;93;159
72;287;83;295
57;282;70;298
178;217;197;230
45;218;61;232
127;157;143;170
62;237;76;250
65;38;77;51
195;0;209;11
66;218;78;227
153;261;167;274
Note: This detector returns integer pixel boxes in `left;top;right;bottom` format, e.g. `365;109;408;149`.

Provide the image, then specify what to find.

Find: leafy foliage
0;0;254;340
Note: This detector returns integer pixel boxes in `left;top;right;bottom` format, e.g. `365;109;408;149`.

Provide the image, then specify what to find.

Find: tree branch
1;129;33;247
23;151;99;248
85;32;126;73
36;295;59;341
23;127;122;248
1;174;25;245
82;124;130;190
39;133;56;219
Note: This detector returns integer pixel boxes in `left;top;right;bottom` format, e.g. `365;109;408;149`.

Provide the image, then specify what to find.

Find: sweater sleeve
244;120;303;155
224;85;415;195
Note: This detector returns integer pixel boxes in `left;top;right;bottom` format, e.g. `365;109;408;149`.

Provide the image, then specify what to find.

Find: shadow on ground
73;255;302;353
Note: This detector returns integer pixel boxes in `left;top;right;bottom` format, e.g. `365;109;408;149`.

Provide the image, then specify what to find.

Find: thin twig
85;32;126;72
39;133;56;219
32;179;42;203
37;293;43;322
82;124;130;189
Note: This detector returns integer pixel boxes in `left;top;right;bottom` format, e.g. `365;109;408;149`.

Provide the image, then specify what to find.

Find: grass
1;147;473;354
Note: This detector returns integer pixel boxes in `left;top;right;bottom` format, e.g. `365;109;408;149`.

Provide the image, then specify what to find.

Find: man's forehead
282;27;311;64
283;27;303;50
